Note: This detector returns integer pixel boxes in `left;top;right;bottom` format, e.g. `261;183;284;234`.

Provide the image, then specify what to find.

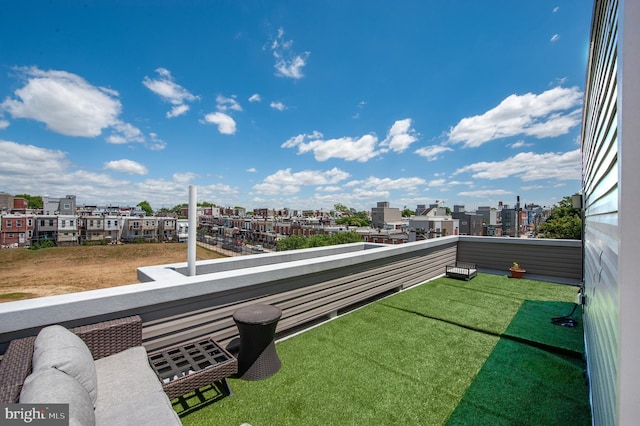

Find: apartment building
371;201;401;229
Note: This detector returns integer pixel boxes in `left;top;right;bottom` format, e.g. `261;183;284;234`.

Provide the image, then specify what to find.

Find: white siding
582;0;640;423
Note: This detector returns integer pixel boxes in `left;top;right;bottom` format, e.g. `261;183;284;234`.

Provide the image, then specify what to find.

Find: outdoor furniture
0;315;181;425
148;337;237;399
232;303;282;380
445;261;478;281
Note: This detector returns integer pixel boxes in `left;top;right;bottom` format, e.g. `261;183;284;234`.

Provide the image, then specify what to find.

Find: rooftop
176;273;589;425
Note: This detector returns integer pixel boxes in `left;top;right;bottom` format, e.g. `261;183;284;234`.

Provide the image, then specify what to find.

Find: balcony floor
176;274;590;425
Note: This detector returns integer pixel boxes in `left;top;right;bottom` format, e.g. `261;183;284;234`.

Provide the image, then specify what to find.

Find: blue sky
0;1;591;211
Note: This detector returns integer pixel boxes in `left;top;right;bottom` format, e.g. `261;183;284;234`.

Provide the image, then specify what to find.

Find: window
63;204;70;210
49;220;54;227
6;220;11;227
27;219;32;226
16;220;22;227
40;220;45;226
60;220;66;227
70;220;74;227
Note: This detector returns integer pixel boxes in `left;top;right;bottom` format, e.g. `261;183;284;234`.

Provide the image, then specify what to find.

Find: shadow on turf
445;300;590;425
172;382;232;418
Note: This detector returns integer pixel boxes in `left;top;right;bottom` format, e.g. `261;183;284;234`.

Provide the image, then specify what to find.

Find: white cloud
216;95;242;112
249;94;261;102
253;182;300;195
106;120;145;144
0;139;240;208
428;179;447;187
380;118;418;153
1;67;121;137
453;149;581;181
143;68;198;118
520;184;546;191
246;167;257;173
146;132;166;151
282;131;379;162
448;86;583;147
167;104;190;118
172;172;198;183
345;176;425;191
270;101;287;111
553;6;560;13
550;34;560;42
270;27;310;79
317;186;342;192
509;140;532;149
415;145;453;161
103;159;148;175
203;112;236;135
0;140;68;177
0;119;9;129
458;189;513;198
253;167;350;195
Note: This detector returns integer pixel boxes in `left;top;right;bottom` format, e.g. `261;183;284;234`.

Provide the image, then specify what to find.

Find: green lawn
177;274;590;425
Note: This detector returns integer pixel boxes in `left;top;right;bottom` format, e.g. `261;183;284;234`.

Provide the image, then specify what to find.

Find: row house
56;215;79;246
121;217;158;242
80;216;106;243
103;216;121;243
157;217;177;242
33;216;58;243
0;214;35;248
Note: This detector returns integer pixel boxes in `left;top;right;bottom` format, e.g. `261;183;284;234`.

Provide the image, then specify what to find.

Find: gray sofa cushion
95;390;181;426
94;346;163;410
33;325;98;406
20;367;96;426
94;346;180;425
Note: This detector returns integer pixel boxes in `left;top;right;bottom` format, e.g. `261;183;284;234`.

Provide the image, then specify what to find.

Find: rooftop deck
177;273;590;425
0;236;587;424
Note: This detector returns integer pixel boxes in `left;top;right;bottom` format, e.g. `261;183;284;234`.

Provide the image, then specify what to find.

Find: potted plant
509;262;526;279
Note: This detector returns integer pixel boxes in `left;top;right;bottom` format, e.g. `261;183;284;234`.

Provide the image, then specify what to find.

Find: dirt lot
0;243;226;302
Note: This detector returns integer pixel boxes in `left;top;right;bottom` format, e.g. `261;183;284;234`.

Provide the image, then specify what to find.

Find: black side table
232;303;282;380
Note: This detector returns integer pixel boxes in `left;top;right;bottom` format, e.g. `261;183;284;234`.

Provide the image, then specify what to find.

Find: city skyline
0;2;591;211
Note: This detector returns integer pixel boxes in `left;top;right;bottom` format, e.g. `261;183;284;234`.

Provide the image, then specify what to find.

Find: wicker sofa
0;315;181;426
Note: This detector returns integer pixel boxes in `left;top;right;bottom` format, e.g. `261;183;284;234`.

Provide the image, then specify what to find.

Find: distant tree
445;207;452;215
537;195;582;240
277;232;362;251
330;232;362;245
199;201;217;207
170;203;187;214
276;235;308;251
15;194;43;209
335;211;370;227
306;234;332;247
137;200;153;216
156;207;173;216
333;203;349;213
401;208;414;217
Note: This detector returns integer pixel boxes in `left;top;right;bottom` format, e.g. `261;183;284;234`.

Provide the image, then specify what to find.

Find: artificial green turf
178;274;589;426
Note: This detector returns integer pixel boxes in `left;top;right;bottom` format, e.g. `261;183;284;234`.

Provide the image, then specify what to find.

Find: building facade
581;0;640;423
